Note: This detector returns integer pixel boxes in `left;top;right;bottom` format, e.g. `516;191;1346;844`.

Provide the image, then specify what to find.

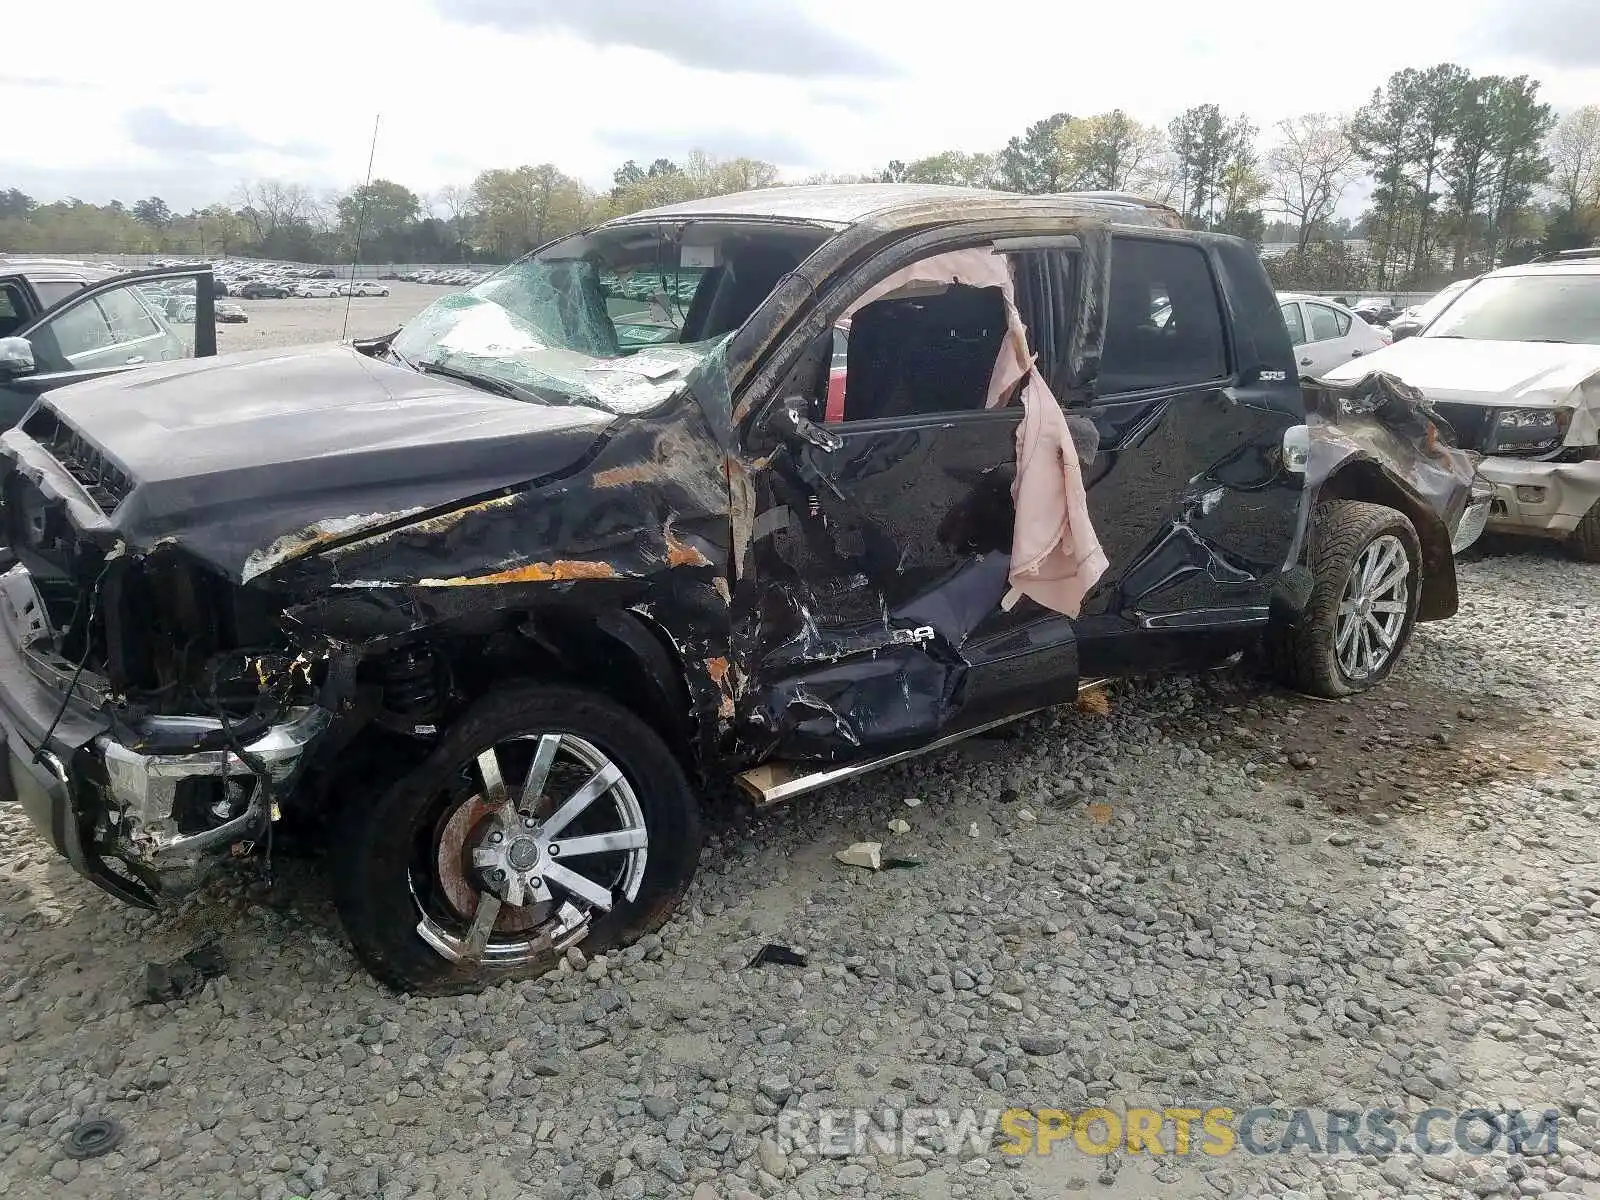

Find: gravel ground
215;283;458;353
1;311;1598;1200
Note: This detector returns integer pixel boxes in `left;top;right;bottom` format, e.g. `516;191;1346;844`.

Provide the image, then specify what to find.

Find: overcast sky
4;0;1597;213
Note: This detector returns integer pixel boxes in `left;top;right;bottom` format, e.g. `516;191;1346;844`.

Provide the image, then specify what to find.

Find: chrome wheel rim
413;733;648;966
1335;533;1409;681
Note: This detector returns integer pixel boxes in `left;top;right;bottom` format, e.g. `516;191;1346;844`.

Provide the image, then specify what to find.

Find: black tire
1272;500;1422;699
1568;501;1600;562
332;684;701;995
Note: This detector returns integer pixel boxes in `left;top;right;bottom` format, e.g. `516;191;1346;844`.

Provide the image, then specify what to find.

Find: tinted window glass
1099;238;1226;394
1010;248;1080;400
1280;303;1306;346
1335;308;1351;335
46;298;116;359
1307;303;1343;342
95;285;162;343
32;281;82;308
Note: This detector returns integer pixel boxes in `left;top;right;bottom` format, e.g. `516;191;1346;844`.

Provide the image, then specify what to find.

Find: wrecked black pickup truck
0;185;1488;993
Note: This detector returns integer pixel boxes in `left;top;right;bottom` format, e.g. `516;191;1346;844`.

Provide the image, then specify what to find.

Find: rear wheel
333;684;701;994
1273;501;1421;698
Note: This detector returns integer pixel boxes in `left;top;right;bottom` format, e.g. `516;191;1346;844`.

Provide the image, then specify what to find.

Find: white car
295;281;341;298
1322;249;1600;558
1277;292;1390;377
349;281;390;297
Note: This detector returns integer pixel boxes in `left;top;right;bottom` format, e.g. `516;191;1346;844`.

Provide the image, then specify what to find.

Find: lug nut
522;815;537;828
547;844;560;856
530;878;542;890
489;831;504;844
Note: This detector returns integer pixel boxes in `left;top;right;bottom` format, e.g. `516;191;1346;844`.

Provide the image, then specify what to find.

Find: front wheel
333;684;701;994
1272;500;1421;698
1567;500;1600;562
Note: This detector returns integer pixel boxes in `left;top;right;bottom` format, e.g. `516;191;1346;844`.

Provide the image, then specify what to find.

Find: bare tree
1266;113;1359;250
233;179;317;242
433;183;473;257
1548;105;1600;213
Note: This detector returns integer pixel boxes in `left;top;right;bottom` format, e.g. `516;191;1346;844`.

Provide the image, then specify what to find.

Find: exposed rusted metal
420;560;623;587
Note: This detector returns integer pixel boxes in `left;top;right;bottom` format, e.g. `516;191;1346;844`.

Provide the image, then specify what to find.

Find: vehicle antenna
340;113;381;343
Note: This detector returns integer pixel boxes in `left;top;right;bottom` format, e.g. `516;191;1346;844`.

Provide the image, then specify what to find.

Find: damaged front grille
22;409;133;514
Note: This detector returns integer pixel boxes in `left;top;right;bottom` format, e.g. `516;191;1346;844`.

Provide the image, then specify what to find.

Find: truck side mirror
0;337;35;379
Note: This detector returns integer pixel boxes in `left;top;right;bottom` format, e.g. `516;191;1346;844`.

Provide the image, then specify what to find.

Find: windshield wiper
415;358;582;408
1525;338;1575;344
416;359;524;398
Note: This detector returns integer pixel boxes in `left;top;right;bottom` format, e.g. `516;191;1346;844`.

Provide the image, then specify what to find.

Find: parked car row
149;257;395;298
380;267;492;285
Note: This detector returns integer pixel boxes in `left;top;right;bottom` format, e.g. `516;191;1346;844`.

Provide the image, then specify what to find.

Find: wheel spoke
1369;600;1407;614
542;862;614;911
540;762;624;838
1338;623;1360;674
553;828;648;858
477;748;509;809
518;734;562;814
1360;546;1383;590
1378;541;1403;587
1365;614;1394;650
1372;562;1407;597
1336;616;1359;653
461;892;503;962
471;845;500;868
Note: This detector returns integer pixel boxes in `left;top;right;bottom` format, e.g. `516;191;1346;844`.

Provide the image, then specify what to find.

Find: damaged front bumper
1476;454;1600;538
0;564;329;907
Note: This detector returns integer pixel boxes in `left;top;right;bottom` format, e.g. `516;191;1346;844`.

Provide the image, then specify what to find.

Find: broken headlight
1488;407;1570;457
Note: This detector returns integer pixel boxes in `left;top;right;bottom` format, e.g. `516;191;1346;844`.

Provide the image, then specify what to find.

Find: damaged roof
614;184;1182;230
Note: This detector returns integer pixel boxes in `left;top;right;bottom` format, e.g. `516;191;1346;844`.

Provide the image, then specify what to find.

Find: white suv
1324;249;1600;558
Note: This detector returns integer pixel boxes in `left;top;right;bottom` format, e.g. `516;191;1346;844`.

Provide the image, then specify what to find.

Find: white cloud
1;0;1597;211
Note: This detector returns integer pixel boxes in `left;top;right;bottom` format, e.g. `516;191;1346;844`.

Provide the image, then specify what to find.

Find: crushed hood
0;343;617;581
1320;337;1600;408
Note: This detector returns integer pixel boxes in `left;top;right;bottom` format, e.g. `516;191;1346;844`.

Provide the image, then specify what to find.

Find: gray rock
1018;1036;1064;1057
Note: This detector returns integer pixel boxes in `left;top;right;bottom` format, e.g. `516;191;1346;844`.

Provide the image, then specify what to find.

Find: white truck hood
1320;337;1600;443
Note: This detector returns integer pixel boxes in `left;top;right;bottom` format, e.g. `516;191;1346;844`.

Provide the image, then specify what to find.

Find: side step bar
735;678;1109;807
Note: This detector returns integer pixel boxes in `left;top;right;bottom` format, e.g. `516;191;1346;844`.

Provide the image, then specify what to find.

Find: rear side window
1098;238;1226;395
1307;303;1345;342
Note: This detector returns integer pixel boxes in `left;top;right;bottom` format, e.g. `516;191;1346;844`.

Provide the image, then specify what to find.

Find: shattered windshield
1422;273;1600;345
391;220;828;413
